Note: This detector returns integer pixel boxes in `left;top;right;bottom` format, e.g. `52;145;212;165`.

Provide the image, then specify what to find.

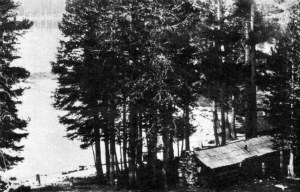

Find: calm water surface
5;11;94;179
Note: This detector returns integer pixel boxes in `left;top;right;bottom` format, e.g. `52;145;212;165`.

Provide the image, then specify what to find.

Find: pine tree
53;0;280;188
0;0;32;171
233;0;278;139
267;3;300;177
52;0;112;183
169;0;203;151
197;0;245;145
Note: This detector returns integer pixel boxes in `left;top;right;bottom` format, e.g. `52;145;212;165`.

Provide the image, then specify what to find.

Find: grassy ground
29;177;300;192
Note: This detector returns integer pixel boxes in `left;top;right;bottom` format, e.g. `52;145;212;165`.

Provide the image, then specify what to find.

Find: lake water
4;12;95;179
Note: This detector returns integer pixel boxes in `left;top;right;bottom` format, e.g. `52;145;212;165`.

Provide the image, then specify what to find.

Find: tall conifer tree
267;3;300;177
0;0;32;171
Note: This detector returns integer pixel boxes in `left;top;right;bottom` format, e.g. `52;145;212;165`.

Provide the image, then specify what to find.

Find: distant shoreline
29;72;57;80
17;15;63;21
17;15;63;30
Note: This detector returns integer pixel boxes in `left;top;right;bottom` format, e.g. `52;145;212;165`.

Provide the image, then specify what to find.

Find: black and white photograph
0;0;300;191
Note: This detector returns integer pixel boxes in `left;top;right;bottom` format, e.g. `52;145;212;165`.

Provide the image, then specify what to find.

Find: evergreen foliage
52;0;300;188
0;0;32;171
267;2;300;176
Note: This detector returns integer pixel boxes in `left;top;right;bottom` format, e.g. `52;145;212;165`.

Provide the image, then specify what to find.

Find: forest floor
30;177;300;192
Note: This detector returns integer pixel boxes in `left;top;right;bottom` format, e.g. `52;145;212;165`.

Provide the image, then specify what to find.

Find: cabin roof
194;136;276;169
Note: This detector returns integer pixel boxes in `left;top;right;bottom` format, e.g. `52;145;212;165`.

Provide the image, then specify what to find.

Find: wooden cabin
178;136;282;187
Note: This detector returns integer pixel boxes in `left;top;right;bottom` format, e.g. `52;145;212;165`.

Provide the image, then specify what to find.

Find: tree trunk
288;147;296;178
128;103;137;189
225;111;232;140
94;127;104;184
216;0;226;145
104;135;110;183
146;108;158;187
145;114;151;162
161;103;174;190
115;150;120;172
231;95;237;139
184;102;190;151
146;115;151;165
137;112;143;167
109;99;117;186
245;85;252;139
169;128;174;161
220;88;226;145
162;123;170;190
109;128;115;186
136;111;143;186
246;2;257;139
280;150;284;176
250;2;257;138
245;20;252;140
169;131;174;187
181;139;184;152
177;139;180;157
213;100;220;146
119;143;123;171
122;96;128;171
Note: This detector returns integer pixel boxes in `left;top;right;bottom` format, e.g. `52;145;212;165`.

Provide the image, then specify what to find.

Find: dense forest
1;0;300;191
50;0;300;190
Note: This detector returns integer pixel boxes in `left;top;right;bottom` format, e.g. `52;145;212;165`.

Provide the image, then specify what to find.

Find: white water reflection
4;3;94;179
